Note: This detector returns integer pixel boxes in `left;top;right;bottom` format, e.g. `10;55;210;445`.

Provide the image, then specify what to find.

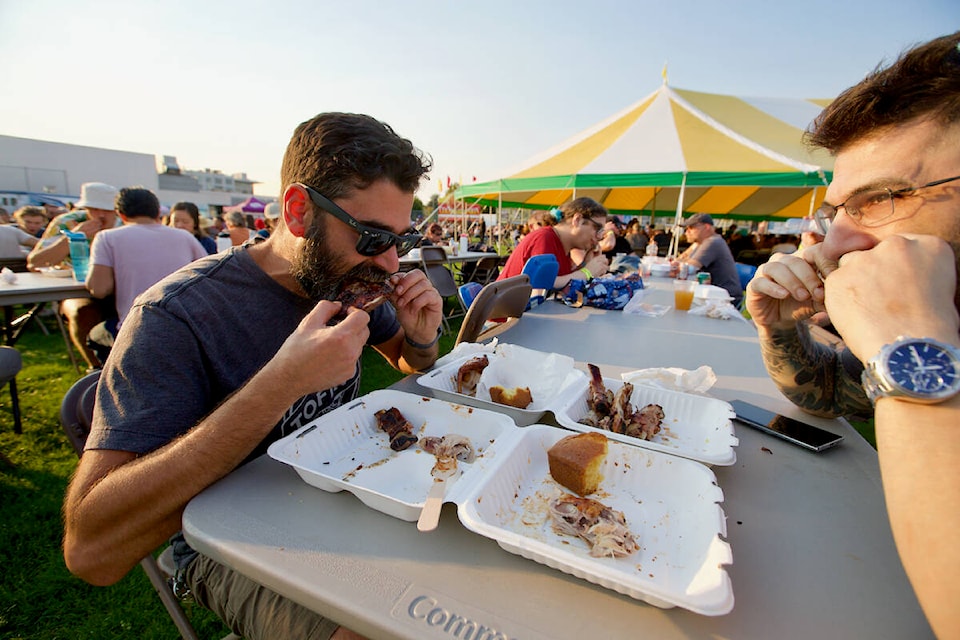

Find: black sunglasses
299;183;422;257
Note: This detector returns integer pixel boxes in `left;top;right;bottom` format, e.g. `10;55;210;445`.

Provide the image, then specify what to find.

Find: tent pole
807;187;818;217
669;173;687;257
497;192;503;252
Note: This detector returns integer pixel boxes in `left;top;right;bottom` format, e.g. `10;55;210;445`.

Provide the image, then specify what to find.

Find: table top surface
0;270;88;306
183;276;932;639
399;250;498;267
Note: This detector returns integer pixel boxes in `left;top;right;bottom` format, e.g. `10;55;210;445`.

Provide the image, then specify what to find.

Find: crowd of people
2;183;285;370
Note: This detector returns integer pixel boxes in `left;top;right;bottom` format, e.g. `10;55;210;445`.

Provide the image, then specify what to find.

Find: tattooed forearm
758;323;871;418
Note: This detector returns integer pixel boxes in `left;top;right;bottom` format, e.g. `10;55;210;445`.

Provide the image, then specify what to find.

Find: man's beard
291;215;391;302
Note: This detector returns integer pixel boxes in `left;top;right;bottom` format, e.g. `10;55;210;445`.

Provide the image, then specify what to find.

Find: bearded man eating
62;112;442;640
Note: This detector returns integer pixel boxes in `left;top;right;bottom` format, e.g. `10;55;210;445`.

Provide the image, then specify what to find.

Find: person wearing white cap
27;181;122;369
262;201;281;235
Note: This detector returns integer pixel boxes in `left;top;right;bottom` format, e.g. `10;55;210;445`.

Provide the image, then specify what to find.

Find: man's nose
369;246;400;274
820;214;879;263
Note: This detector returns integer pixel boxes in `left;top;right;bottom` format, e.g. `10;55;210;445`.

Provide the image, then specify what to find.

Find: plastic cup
673;279;696;311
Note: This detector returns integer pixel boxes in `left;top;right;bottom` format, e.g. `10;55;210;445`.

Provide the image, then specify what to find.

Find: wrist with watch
861;336;960;405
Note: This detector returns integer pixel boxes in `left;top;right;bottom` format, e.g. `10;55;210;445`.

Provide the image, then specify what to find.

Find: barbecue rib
374;406;418;451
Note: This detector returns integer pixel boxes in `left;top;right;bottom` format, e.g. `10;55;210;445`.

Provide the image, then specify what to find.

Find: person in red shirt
498;197;609;288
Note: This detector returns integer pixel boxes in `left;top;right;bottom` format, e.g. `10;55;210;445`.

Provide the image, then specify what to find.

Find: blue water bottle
64;230;90;282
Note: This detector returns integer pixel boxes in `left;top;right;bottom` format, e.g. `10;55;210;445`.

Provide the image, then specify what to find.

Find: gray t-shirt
86;246;400;568
690;234;743;304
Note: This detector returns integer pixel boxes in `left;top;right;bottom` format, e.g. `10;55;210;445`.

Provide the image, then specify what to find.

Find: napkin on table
621;365;717;394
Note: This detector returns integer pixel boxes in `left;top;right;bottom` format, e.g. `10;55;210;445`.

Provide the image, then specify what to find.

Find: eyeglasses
579;215;605;235
299;184;422;257
813;174;960;235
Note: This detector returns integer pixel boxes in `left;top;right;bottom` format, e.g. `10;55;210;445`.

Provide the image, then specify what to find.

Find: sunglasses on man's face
299;183;422;257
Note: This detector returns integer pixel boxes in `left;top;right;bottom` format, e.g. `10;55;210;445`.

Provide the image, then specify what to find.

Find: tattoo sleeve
759;323;873;418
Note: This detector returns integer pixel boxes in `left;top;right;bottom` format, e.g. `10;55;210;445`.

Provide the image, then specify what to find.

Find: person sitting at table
598;218;632;262
168;201;217;254
497;197;609;288
420;222;444;246
84;187;207;364
672;213;743;305
527;209;558;232
224;210;257;246
0;221;39;259
744;32;960;639
27;181;122;370
62;112;442;640
13;206;47;238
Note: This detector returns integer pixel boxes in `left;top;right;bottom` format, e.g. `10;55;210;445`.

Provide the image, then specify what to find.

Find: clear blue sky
0;0;955;200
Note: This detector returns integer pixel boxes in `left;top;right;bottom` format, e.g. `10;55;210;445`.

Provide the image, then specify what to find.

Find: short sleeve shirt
497;227;573;280
88;247;400;461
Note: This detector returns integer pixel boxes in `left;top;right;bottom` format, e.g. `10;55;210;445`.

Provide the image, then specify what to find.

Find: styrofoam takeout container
551;376;738;466
269;390;734;614
694;284;733;304
417;344;587;426
267;389;515;521
457;424;733;615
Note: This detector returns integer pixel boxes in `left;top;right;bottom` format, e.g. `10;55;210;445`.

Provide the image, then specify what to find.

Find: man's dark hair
116;187;160;219
280;112;432;199
807;31;960;153
559;197;608;222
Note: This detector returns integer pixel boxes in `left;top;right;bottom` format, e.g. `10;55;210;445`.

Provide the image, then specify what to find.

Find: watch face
887;340;960;399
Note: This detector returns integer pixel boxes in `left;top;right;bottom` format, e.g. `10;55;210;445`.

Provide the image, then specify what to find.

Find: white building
0;135;265;214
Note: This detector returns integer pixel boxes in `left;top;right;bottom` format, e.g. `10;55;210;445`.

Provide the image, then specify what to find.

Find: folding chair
420;246;466;333
455;275;532;345
735;262;758;291
521;254;560;309
59;371;204;640
458;282;483;311
459;255;501;286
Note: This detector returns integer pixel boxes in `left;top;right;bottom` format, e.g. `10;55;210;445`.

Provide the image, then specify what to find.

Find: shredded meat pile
548;494;638;558
580;364;664;440
419;434;476;480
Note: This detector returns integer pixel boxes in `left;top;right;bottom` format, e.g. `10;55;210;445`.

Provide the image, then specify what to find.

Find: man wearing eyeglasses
745;32;960;638
63;113;442;640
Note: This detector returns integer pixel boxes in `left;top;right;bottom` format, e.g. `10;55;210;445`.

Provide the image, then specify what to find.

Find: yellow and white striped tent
457;84;834;221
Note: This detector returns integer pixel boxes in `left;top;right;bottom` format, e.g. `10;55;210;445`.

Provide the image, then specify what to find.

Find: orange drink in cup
673;279;696;311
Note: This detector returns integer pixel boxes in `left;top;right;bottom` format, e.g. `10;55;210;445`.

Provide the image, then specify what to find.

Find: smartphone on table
730;400;844;452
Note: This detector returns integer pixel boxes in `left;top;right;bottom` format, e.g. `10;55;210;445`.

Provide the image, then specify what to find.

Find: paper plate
550;376;738;466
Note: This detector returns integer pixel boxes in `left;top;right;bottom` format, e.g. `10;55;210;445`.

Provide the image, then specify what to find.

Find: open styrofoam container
551;376;738;466
267;389;516;521
417;344;587;426
458;425;733;615
269;390;734;615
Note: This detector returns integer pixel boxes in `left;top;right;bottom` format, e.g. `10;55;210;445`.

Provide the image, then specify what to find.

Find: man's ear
283;185;310;237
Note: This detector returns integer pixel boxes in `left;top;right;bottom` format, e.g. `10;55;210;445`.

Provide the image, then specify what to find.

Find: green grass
0;313;462;640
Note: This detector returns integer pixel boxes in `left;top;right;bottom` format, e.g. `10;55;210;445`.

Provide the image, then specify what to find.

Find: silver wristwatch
861;336;960;405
